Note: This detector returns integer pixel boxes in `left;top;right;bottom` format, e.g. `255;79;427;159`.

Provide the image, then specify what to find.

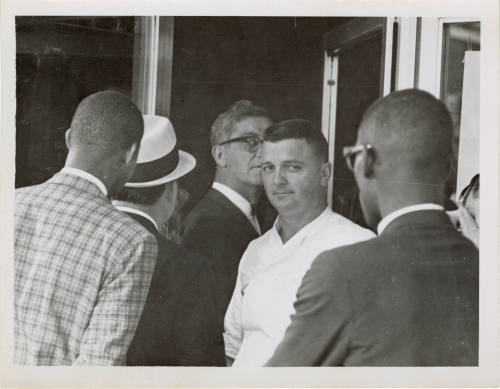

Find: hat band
128;146;180;184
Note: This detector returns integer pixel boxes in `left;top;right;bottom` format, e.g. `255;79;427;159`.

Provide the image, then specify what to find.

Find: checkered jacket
14;172;158;365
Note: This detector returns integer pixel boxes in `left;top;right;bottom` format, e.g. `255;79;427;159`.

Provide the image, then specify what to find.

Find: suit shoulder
156;237;213;276
15;182;48;204
183;203;239;236
186;197;231;222
83;203;157;255
325;212;376;240
108;208;156;241
159;237;205;262
313;237;381;275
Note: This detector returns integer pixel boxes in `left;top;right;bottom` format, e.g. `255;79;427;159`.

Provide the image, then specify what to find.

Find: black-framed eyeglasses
342;144;373;171
219;135;264;153
458;173;479;206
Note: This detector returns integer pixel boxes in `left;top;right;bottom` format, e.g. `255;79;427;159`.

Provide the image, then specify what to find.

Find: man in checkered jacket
14;91;158;365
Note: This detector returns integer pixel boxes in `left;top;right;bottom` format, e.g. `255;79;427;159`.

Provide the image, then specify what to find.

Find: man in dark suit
182;100;273;317
267;89;479;366
113;115;225;366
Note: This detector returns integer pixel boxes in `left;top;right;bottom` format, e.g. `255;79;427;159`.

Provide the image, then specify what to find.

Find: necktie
250;204;261;235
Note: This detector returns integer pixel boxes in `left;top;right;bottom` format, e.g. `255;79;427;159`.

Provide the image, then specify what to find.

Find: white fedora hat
125;115;196;188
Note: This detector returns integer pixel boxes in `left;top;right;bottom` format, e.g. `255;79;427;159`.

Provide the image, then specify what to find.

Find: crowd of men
14;89;478;366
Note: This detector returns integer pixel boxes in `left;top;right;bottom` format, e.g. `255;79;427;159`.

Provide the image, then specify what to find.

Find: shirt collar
112;204;159;231
212;182;253;217
60;167;108;197
377;203;444;235
273;206;332;245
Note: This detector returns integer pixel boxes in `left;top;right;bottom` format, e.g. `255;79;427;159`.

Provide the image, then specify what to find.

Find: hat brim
125;150;196;188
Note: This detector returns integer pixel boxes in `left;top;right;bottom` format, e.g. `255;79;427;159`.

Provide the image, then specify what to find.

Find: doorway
322;17;395;228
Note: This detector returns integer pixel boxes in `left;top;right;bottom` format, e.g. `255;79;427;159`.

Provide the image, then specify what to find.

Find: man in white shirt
223;118;375;366
182;100;273;318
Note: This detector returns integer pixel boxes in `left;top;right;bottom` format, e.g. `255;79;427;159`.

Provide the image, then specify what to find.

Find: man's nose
254;144;263;158
273;168;286;185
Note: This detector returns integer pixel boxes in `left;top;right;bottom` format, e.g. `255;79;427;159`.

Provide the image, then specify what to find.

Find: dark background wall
15;16;352;212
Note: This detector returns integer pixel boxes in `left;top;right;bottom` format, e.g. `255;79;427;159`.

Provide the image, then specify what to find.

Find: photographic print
1;0;498;387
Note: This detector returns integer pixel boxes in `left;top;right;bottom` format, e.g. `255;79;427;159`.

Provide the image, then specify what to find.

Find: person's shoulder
313;235;382;274
321;210;376;241
235;228;274;270
185;192;224;222
15;182;48;203
183;197;242;236
96;204;157;247
326;210;374;233
159;237;204;263
155;237;214;278
246;226;273;251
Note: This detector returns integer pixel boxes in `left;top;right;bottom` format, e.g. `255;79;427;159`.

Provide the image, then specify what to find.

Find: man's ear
361;147;376;178
65;129;72;149
211;145;226;168
320;161;332;187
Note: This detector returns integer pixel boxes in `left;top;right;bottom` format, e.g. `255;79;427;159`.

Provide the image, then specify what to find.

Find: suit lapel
207;188;259;238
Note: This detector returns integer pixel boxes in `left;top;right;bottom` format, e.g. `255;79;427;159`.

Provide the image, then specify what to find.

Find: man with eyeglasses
267;89;478;366
182;100;272;319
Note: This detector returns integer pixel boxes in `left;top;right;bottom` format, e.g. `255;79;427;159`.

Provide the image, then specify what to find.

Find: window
15;16;173;188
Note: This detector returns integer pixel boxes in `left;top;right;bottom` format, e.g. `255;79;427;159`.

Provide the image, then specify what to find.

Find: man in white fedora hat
112;115;225;366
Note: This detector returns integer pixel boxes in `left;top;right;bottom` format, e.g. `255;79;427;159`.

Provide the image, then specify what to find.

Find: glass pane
15;16;139;188
441;21;480;191
332;31;383;229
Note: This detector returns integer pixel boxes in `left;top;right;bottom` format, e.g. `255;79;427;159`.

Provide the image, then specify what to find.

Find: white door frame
321;17;395;207
417;17;480;98
132;16;174;115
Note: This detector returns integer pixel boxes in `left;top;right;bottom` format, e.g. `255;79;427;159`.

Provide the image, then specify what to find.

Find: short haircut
263;119;328;162
360;89;453;182
210;100;271;147
113;183;169;206
70;90;144;153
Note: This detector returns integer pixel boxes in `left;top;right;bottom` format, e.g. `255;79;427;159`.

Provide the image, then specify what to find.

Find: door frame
417;17;481;98
321;17;396;207
132;16;174;116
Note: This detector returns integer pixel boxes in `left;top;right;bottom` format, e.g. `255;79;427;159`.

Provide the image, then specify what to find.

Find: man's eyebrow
282;159;305;164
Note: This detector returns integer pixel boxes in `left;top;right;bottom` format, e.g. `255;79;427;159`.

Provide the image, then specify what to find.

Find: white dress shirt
223;206;375;366
377;203;444;234
212;182;261;234
60;167;108;197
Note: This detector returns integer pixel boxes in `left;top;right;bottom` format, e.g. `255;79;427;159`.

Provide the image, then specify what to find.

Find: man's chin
269;197;294;212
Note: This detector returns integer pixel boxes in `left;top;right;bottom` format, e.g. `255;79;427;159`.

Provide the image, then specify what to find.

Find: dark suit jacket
182;188;259;318
125;212;225;366
267;210;479;366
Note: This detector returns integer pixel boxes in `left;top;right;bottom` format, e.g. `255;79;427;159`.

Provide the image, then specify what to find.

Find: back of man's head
69;90;144;153
359;89;453;184
263;118;328;163
114;183;169;206
210;100;271;147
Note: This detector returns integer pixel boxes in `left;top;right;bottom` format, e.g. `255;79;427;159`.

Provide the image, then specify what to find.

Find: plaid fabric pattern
14;173;157;365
